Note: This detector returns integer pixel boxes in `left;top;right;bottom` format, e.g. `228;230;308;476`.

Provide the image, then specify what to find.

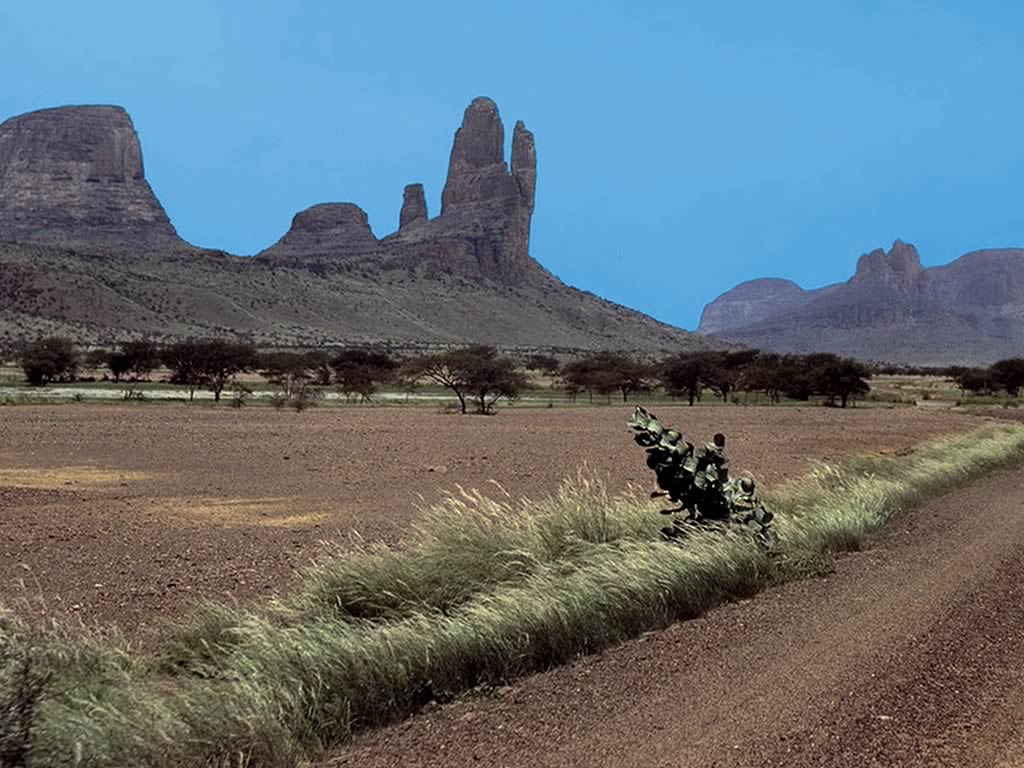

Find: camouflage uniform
628;407;776;548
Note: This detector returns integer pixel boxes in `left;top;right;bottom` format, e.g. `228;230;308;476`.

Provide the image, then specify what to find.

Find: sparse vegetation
19;336;78;386
405;345;525;414
330;348;397;402
4;424;1024;767
162;338;258;401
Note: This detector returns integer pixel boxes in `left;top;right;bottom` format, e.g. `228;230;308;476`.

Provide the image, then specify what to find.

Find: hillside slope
698;240;1024;364
0;100;709;353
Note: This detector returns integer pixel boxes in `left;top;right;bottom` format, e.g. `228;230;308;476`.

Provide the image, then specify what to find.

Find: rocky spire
0;105;184;251
440;97;518;213
399;183;427;228
511;120;536;214
853;239;926;289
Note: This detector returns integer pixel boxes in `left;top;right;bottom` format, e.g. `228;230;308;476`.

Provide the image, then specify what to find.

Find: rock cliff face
0;106;184;250
698;240;1024;364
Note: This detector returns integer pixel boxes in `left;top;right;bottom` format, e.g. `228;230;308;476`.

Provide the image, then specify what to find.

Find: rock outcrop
258;203;379;263
257;97;541;284
698;278;819;335
378;97;542;284
399;183;427;229
851;239;927;290
0;105;184;251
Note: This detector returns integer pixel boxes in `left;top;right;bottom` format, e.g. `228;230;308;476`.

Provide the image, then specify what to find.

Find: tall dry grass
3;424;1024;767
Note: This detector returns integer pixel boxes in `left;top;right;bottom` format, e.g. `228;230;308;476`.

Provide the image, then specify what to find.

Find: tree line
3;336;889;410
6;337;527;412
949;359;1024;397
557;349;873;407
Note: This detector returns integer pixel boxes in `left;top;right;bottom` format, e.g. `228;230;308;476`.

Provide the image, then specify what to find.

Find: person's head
713;433;726;448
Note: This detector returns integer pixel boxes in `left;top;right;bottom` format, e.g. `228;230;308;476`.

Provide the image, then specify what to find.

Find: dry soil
0;403;983;637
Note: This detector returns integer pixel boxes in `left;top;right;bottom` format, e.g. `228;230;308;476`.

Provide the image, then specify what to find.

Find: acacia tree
106;340;161;383
330;348;398;402
952;367;995;395
259;351;315;399
121;341;161;381
560;352;652;403
406;345;525;414
524;353;561;376
161;340;206;400
990;358;1024;396
660;353;717;406
737;354;785;403
814;358;871;408
162;339;257;401
20;337;78;386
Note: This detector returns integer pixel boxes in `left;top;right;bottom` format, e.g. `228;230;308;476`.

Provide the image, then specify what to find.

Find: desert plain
0;402;985;636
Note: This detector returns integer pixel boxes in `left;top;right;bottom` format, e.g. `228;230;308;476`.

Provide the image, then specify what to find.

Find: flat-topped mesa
399;183;427;229
258;203;379;263
0;105;184;251
852;239;927;290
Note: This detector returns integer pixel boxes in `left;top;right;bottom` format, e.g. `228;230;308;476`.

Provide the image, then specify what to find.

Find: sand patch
0;466;149;489
160;496;334;528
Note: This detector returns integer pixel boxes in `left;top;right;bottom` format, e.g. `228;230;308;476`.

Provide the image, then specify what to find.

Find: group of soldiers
628;406;776;547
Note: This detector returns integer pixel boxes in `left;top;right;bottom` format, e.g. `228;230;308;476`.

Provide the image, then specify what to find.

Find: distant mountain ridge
698;240;1024;365
0;99;712;353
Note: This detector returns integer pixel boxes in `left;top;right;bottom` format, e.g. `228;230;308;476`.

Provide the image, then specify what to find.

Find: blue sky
2;1;1022;329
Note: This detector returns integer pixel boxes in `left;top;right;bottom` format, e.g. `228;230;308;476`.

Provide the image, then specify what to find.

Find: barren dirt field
0;403;984;636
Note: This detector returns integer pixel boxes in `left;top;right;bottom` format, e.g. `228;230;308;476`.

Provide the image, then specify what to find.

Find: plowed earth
0;404;982;639
326;465;1024;768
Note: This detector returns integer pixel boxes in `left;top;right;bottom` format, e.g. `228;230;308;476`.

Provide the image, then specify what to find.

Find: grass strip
4;423;1024;767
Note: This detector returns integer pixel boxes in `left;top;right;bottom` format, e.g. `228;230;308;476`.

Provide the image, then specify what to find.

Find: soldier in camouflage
628;406;776;547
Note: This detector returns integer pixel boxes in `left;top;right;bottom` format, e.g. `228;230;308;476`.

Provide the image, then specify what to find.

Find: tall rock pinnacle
512;120;536;214
0;105;184;251
440;97;514;213
417;97;538;282
399;183;427;228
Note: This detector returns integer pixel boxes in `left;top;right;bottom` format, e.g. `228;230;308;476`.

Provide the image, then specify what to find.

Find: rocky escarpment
699;240;1024;364
0;98;708;353
0;106;185;251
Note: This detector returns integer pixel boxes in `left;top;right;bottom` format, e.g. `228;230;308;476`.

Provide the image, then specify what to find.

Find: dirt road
327;466;1024;768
